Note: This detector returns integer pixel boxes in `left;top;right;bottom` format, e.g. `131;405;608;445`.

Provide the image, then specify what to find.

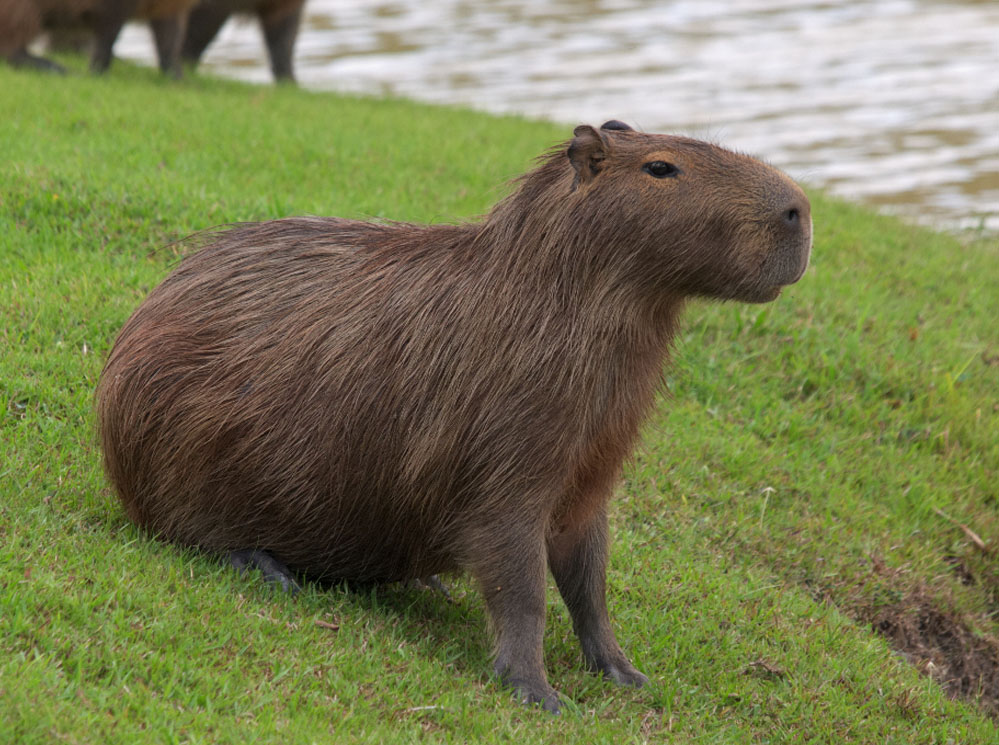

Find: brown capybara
96;121;812;713
181;0;304;82
0;0;197;76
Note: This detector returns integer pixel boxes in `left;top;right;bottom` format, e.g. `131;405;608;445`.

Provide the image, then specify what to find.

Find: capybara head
97;123;812;714
551;120;811;304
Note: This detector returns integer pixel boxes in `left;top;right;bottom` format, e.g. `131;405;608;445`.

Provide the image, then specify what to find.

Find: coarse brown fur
181;0;304;82
0;0;197;75
96;122;812;712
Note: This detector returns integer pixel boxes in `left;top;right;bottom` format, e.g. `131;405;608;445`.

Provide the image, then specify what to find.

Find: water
115;0;999;232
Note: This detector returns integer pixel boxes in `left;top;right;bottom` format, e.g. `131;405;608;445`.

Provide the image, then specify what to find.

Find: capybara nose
779;192;810;237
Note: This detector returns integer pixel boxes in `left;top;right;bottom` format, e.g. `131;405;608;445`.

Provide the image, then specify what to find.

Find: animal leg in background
259;0;302;82
180;1;229;68
150;14;188;77
88;0;134;72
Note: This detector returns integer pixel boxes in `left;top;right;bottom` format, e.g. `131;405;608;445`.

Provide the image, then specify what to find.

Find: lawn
1;60;997;743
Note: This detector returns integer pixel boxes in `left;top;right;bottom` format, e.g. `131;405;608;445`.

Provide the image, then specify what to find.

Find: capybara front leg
229;549;300;593
548;505;648;687
260;1;303;83
89;0;138;73
180;2;229;68
150;15;188;78
471;528;560;713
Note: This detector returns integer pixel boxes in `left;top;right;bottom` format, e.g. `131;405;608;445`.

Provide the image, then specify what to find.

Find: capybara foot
504;676;562;714
229;549;300;593
583;644;649;687
597;659;648;687
8;49;65;74
410;574;452;600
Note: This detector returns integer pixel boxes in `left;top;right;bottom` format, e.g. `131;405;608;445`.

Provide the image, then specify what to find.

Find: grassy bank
1;60;997;743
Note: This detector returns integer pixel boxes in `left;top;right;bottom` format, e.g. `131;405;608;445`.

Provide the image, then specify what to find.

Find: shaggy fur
96;123;812;712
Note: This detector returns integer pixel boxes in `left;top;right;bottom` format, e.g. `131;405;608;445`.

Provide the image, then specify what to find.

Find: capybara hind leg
229;549;300;593
471;528;560;713
548;505;648;687
260;1;303;82
7;49;65;73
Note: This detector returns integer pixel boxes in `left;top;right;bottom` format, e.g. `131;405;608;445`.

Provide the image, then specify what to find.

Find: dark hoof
229;549;300;593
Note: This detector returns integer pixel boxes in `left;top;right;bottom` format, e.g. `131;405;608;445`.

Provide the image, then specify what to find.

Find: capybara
181;0;304;82
96;122;812;712
0;0;197;76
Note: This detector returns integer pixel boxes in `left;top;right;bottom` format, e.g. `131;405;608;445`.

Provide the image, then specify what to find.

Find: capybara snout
97;122;812;713
724;170;812;301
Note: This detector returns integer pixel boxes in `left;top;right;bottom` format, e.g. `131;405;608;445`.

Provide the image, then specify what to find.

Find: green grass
2;60;998;743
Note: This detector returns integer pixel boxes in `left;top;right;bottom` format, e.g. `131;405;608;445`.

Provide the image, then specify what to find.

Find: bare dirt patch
868;591;999;717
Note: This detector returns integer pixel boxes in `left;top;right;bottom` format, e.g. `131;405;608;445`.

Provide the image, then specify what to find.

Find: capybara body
0;0;197;75
181;0;304;82
96;122;812;712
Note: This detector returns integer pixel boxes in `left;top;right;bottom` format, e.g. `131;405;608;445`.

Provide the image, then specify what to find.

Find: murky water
116;0;999;231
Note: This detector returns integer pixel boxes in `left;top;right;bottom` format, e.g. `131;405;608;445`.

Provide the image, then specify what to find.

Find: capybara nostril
772;192;813;288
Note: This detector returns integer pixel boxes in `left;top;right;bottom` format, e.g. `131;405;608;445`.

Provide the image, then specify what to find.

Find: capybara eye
643;161;679;179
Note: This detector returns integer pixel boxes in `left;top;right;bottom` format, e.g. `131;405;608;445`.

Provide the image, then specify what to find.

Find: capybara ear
568;125;609;189
600;120;633;132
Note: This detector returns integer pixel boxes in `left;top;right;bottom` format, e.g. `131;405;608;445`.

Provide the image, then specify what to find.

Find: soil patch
868;592;999;717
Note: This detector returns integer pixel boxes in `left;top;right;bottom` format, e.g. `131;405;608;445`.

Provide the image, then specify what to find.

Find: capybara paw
9;50;66;74
409;574;452;601
590;656;649;687
229;549;300;593
508;678;562;714
606;663;649;688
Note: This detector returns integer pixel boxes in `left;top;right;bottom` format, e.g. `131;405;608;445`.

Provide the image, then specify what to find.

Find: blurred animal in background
181;0;305;82
0;0;198;76
45;25;92;55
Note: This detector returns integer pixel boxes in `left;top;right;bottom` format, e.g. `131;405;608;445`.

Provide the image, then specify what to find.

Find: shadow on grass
221;552;495;678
